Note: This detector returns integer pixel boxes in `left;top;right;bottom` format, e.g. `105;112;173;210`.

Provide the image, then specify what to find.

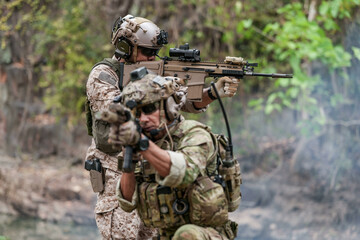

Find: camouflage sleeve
155;151;186;187
86;64;121;112
181;101;208;113
156;127;215;188
116;178;138;212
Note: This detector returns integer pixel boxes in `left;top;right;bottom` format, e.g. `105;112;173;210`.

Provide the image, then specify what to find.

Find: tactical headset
111;16;132;59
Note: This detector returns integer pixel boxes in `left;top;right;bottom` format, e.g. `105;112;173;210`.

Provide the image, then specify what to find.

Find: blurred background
1;0;360;239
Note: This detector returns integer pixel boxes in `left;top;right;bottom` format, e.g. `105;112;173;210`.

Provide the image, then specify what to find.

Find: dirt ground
0;148;359;240
232;165;360;240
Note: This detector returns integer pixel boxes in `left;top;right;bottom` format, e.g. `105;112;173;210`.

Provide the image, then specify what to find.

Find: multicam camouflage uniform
116;118;237;240
85;62;208;239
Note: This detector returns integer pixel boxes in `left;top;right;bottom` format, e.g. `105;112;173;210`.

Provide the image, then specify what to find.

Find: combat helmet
121;67;186;132
111;15;168;62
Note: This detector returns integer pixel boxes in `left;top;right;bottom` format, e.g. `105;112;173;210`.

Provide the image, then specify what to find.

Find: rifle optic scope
169;43;201;62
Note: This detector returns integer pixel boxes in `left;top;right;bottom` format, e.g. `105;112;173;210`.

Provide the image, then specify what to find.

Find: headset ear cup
115;38;132;59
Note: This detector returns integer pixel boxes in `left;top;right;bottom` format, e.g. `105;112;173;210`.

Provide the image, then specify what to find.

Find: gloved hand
108;120;140;146
211;77;239;98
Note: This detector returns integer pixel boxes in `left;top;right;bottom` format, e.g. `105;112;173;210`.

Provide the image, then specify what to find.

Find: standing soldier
85;15;239;239
111;71;240;239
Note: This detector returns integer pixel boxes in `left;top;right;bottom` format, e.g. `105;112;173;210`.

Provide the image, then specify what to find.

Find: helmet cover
112;15;168;50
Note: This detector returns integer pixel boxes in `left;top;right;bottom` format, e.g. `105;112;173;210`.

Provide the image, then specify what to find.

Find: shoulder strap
91;58;125;90
86;58;123;136
85;99;93;136
174;120;219;165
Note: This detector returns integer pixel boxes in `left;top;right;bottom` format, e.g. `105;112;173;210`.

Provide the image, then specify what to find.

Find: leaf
352;47;360;60
248;98;263;111
265;104;274;114
248;98;263;107
278;78;290;87
323;19;339;31
222;31;234;42
287;87;300;99
319;2;329;16
273;103;282;112
267;93;277;104
330;0;341;18
236;22;244;34
242;19;253;29
263;22;279;34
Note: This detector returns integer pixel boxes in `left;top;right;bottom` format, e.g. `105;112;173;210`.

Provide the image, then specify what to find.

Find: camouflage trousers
95;207;157;240
171;224;228;240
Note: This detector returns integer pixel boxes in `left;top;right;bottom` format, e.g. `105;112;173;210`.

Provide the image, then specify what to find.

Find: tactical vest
85;58;123;153
132;120;241;237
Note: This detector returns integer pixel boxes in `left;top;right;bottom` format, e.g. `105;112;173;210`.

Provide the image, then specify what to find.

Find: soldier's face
136;48;156;62
139;109;161;136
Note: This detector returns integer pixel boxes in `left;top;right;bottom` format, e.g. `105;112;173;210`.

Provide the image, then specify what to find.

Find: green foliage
261;1;357;136
0;0;48;48
33;1;108;124
318;0;360;20
352;47;360;60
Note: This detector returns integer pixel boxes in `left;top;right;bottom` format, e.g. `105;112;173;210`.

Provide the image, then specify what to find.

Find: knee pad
173;224;201;240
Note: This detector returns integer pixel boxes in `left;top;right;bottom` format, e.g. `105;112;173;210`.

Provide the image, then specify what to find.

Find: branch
308;0;317;21
326;119;360;127
252;25;276;42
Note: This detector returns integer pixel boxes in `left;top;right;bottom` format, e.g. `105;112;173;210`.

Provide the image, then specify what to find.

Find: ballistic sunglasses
136;102;160;117
139;47;160;57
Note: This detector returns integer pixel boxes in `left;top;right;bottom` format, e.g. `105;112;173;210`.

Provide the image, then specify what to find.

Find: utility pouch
215;134;242;212
85;158;104;193
137;182;187;229
219;160;242;212
137;183;162;227
188;176;228;227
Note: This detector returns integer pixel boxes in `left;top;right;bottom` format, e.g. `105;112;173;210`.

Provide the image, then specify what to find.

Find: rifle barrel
246;72;293;78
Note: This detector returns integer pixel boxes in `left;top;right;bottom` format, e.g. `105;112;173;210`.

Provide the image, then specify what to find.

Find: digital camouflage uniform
116;118;237;240
85;61;208;239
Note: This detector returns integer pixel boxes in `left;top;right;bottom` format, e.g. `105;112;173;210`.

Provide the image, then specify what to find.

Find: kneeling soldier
109;70;239;240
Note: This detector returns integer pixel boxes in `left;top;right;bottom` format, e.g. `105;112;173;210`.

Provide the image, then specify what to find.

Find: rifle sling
119;62;124;91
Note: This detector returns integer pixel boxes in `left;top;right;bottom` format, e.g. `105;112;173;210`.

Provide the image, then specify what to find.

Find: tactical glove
211;76;239;98
109;120;140;146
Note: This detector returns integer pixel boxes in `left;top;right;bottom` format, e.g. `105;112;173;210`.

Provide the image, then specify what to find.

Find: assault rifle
119;43;293;101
